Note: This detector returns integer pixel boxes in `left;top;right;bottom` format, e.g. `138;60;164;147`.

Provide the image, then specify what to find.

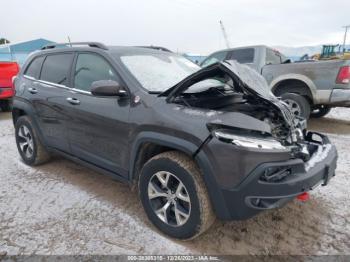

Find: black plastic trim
218;133;337;220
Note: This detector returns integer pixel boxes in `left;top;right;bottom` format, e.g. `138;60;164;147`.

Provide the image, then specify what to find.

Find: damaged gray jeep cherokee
12;42;337;239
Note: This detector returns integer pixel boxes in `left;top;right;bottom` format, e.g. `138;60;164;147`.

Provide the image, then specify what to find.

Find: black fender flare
129;131;231;219
12;98;48;147
129;131;198;181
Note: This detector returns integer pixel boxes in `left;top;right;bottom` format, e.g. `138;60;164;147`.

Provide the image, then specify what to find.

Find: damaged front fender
161;60;300;144
207;111;272;134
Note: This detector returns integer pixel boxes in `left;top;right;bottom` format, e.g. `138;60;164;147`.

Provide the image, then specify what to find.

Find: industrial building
0;38;54;65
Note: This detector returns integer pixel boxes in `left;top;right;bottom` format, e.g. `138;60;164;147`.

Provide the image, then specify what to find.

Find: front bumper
219;132;337;220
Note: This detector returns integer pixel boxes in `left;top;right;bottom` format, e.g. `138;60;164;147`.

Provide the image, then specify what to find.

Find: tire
281;93;311;119
0;100;12;112
310;105;331;118
138;151;215;240
15;116;51;166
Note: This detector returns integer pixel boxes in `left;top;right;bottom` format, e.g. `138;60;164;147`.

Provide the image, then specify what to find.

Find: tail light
336;66;350;84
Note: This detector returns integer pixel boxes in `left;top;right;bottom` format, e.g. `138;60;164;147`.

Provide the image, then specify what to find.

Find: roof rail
136;46;172;52
41;42;108;50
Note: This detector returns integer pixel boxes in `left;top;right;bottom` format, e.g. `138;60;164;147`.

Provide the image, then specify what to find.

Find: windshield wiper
148;91;162;95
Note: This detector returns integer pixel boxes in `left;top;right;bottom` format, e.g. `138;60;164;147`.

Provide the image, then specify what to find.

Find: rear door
65;52;130;177
26;53;74;152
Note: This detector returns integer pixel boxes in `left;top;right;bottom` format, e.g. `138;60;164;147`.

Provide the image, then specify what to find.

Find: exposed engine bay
165;61;324;162
176;86;295;139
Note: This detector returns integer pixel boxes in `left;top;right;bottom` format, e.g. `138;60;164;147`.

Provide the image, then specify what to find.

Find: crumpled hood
162;60;295;128
161;60;275;100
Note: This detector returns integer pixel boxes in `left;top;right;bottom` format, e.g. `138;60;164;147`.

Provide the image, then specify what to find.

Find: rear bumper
0;87;14;99
219;132;337;220
329;88;350;106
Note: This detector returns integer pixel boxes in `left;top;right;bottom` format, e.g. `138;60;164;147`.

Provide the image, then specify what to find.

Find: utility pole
219;20;230;48
342;25;350;53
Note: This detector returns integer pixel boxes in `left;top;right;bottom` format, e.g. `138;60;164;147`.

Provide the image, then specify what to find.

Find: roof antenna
67;36;72;47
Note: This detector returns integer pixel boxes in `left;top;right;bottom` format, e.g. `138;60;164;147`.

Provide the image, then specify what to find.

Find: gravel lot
0;109;349;255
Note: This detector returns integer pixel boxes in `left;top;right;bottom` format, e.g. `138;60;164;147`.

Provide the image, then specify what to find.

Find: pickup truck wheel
281;93;311;119
0;100;12;112
138;151;215;240
15;116;51;166
310;105;331;118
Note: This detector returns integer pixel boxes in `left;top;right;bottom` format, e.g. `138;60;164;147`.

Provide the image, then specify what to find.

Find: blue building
0;38;55;65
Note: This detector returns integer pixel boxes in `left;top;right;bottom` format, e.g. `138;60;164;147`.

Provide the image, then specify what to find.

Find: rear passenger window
25;56;45;79
228;48;255;63
74;53;119;91
40;54;74;86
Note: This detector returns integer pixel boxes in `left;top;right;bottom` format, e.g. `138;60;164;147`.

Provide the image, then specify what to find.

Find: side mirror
90;80;127;97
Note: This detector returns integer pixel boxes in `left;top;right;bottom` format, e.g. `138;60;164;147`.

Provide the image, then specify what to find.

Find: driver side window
74;53;119;91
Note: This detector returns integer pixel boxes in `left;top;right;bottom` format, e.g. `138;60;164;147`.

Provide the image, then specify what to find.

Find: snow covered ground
0;108;349;255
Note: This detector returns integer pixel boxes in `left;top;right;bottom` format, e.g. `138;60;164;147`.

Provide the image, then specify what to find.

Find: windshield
120;53;201;92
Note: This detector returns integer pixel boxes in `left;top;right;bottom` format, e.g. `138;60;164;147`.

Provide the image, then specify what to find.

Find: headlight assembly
213;130;287;150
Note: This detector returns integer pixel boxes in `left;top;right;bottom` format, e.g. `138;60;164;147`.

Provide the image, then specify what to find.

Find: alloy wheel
17;125;34;158
148;171;191;227
284;99;302;116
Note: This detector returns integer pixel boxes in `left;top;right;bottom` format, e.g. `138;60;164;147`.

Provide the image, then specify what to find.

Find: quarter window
266;49;282;65
40;54;74;85
74;53;119;91
25;56;45;79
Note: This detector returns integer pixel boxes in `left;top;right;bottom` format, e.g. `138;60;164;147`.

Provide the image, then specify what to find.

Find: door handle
28;87;38;94
66;97;80;105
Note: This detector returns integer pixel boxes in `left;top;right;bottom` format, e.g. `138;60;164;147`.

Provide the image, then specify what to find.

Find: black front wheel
139;151;215;240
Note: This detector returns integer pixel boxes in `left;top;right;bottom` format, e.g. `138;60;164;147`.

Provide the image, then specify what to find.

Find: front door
66;52;130;177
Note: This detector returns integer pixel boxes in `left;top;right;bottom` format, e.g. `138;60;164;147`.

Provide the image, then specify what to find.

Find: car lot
0;109;349;255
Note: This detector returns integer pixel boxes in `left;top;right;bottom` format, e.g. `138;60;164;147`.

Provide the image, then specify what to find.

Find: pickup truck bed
201;45;350;119
263;58;350;106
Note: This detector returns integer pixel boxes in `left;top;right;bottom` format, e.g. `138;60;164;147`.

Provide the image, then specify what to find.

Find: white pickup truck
201;45;350;118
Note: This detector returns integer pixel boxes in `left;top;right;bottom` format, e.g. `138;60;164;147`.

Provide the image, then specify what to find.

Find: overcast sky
1;0;349;54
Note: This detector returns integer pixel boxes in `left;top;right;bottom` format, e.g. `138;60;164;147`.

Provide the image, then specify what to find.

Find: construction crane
219;20;230;49
342;25;350;54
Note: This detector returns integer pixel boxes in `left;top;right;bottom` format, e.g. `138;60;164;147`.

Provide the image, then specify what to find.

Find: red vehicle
0;61;19;111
